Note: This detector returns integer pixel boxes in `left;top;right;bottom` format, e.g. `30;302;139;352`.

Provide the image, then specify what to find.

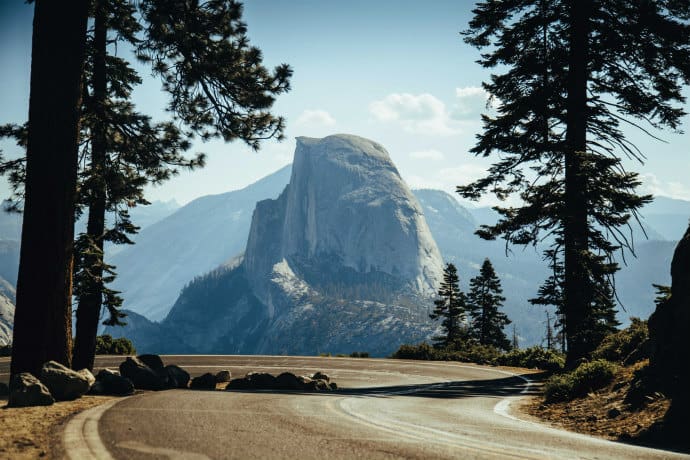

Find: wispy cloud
369;93;465;136
641;173;690;201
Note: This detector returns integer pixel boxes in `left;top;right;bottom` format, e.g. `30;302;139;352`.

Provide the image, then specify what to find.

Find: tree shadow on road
228;372;547;400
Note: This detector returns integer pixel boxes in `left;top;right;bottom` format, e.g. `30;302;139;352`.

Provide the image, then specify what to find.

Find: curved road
47;355;686;459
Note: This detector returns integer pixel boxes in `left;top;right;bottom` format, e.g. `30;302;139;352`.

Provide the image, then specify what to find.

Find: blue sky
1;1;688;206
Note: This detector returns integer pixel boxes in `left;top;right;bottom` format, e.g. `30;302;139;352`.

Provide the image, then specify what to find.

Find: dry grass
0;395;116;459
521;360;673;445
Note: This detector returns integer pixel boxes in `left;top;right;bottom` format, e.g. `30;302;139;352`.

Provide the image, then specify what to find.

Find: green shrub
591;317;648;364
544;359;617;403
95;335;136;355
544;374;575;403
391;342;438;360
495;346;565;371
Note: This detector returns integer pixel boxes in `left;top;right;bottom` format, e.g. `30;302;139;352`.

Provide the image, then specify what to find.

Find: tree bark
563;0;591;366
11;0;90;377
73;0;108;372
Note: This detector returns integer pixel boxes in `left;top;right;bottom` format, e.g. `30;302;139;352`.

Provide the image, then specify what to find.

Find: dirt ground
519;361;675;448
0;395;116;459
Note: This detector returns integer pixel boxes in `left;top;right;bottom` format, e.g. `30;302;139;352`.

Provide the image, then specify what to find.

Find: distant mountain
640;196;690;241
109;165;292;321
109;134;443;355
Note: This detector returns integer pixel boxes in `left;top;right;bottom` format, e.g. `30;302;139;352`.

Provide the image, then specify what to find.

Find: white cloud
453;86;500;117
295;109;336;127
409;149;445;161
455;86;487;99
640;173;690;200
369;93;465;136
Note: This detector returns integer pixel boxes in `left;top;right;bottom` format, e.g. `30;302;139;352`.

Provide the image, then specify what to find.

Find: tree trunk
563;0;591;366
10;0;90;377
73;0;107;372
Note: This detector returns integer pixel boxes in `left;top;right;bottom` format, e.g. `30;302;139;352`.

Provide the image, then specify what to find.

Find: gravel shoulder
0;394;117;459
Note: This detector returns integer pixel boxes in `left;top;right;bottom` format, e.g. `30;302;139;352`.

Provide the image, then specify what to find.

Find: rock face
649;223;690;386
8;373;54;407
244;135;442;305
111;135;444;356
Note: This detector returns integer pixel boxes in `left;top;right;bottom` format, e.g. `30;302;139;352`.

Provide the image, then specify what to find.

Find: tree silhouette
461;0;690;364
9;0;90;377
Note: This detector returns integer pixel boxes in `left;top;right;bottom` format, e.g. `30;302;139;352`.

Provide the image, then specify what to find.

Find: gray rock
119;357;167;391
247;372;276;389
275;372;302;390
76;368;96;388
96;369;134;396
164;365;190;389
8;373;54;407
311;371;329;382
137;354;165;371
215;370;232;383
40;361;91;401
225;377;251;390
190;373;217;390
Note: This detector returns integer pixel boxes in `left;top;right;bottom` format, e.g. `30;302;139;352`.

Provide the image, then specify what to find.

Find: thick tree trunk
10;0;89;377
72;0;108;372
563;0;591;366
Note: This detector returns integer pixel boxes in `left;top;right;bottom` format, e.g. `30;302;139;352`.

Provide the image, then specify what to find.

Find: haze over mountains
0;134;687;350
108;134;444;355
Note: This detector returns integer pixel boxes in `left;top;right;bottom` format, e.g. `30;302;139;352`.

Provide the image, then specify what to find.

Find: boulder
96;369;135;396
39;361;91;400
76;369;96;388
190;373;217;390
275;372;302;390
137;354;165;371
311;371;329;382
225;377;251;390
215;370;232;383
119;357;167;390
165;365;190;389
247;372;276;389
0;381;9;396
8;373;54;407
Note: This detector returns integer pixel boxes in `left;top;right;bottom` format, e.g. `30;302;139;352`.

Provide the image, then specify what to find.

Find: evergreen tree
9;0;89;377
429;263;466;348
466;259;512;351
3;0;292;371
460;0;690;364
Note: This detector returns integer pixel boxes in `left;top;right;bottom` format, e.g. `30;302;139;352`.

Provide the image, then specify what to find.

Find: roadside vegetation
94;335;136;355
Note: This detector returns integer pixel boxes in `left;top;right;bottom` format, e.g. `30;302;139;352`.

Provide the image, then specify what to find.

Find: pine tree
460;0;690;365
8;0;89;377
3;0;292;371
466;259;512;351
429;263;467;348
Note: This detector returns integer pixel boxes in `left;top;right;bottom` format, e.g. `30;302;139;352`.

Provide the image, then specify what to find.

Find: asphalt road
2;355;688;459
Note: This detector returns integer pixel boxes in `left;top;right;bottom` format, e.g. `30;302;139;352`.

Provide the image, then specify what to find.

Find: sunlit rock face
244;134;443;313
110;135;445;356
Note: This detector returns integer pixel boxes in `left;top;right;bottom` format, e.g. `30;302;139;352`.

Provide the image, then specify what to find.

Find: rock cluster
226;371;336;392
118;355;190;390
